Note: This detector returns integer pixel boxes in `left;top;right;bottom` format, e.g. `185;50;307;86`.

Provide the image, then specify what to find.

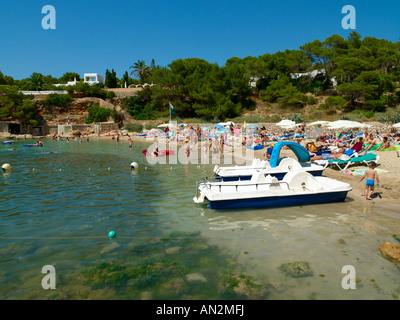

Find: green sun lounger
327;153;380;171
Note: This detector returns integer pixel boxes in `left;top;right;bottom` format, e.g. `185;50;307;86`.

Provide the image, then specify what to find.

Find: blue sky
0;0;399;80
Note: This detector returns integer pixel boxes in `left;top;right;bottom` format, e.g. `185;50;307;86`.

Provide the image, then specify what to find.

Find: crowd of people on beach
103;122;400;160
43;122;400;164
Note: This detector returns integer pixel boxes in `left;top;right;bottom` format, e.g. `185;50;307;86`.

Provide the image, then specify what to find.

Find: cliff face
38;97;133;126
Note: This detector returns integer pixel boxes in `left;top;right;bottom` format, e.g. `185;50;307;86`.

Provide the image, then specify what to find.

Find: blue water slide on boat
213;141;325;181
269;141;310;167
193;170;352;210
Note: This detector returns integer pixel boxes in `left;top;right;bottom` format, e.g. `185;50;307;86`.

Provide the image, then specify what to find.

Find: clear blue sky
0;0;399;80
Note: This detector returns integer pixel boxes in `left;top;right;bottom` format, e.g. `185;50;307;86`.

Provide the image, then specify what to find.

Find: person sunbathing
377;136;391;150
309;148;346;161
364;134;378;150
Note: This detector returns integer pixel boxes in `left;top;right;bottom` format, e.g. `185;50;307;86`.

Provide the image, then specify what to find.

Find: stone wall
99;122;119;133
0;123;8;133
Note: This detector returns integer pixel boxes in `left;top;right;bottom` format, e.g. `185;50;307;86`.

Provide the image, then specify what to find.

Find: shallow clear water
0;139;399;300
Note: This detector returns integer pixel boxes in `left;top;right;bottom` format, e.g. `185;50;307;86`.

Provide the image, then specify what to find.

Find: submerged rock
100;241;121;254
185;273;207;283
160;278;187;296
221;273;268;300
379;242;400;265
278;261;313;278
165;246;182;255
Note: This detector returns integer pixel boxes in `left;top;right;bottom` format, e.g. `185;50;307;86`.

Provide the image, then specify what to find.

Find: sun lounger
326;153;380;171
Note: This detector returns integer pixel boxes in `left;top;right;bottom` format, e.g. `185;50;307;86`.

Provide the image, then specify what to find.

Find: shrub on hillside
266;114;282;123
41;93;73;109
85;105;111;124
124;123;143;132
324;96;347;109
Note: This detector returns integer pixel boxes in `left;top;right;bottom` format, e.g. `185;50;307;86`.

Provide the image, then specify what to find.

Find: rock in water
379;242;400;265
185;273;207;283
100;241;121;254
165;246;182;255
278;261;313;278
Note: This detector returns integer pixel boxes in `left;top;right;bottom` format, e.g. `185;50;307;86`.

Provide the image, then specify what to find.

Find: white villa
83;73;105;85
54;73;105;87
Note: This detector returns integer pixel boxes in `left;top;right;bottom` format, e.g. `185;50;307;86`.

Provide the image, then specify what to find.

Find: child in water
359;162;380;200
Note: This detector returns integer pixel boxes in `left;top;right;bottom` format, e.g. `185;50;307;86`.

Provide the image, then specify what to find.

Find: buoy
108;231;116;239
1;163;11;173
130;162;139;170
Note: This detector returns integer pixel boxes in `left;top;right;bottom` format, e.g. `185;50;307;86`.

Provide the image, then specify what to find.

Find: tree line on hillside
1;32;400;125
121;32;400;121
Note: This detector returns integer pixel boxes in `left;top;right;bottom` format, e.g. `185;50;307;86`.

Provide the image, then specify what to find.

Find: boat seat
236;170;263;193
258;175;279;191
259;160;267;168
251;158;259;167
282;171;322;191
252;158;262;168
278;157;303;171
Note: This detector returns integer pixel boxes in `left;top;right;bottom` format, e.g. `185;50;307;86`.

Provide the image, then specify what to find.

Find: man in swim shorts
359;162;380;200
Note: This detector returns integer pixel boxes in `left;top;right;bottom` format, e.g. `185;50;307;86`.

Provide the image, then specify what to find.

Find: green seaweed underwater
48;231;273;300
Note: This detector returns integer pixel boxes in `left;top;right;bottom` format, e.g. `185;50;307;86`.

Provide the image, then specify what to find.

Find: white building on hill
54;73;105;87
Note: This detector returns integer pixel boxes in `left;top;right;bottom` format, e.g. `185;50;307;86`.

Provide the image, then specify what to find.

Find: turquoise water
0;139;399;300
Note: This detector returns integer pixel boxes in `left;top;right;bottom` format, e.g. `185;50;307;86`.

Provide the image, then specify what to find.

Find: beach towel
380;145;400;151
344;168;389;176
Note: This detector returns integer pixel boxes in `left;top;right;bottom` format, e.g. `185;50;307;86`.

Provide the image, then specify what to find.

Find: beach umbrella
201;126;211;130
157;123;176;128
393;122;400;128
214;124;224;129
327;120;371;129
276;119;297;129
276;120;295;126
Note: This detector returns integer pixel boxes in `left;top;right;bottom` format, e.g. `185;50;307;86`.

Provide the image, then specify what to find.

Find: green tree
121;71;131;88
12;99;37;125
129;60;149;84
26;73;46;91
59;72;81;83
348;31;362;49
105;69;118;88
0;71;14;85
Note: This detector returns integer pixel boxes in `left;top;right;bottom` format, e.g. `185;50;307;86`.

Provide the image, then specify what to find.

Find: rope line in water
0;236;204;240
